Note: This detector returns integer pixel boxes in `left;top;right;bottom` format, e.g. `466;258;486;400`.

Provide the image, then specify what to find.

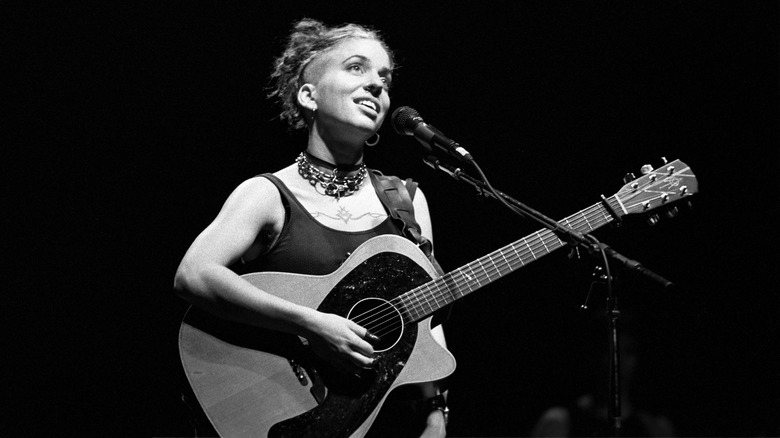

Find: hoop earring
365;133;380;147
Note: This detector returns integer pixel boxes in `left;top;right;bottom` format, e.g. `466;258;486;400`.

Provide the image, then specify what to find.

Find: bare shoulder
271;163;302;187
215;175;284;228
176;175;285;269
233;174;278;196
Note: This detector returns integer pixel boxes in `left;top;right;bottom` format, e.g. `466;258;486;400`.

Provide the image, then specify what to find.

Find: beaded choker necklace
296;151;367;199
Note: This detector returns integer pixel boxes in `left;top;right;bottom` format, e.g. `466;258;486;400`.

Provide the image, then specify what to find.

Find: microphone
392;106;473;161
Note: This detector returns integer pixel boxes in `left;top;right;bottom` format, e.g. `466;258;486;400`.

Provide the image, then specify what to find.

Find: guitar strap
369;169;444;276
369;168;451;367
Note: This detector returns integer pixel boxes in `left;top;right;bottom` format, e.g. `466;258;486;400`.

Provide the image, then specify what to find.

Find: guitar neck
399;195;623;323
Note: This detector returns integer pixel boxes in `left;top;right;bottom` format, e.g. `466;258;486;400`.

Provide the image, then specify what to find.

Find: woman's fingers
363;329;381;346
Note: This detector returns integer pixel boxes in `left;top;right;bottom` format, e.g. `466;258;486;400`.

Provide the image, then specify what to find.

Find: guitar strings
403;183;673;312
351;197;616;332
352;203;615;339
349;206;608;339
350;175;677;340
351;194;626;338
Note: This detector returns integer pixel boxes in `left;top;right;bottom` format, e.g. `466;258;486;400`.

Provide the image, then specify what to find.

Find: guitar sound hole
348;297;404;352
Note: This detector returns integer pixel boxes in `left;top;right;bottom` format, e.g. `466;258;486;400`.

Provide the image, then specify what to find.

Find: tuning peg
640;164;654;175
661;156;668;165
647;214;660;226
623;172;636;184
664;206;679;219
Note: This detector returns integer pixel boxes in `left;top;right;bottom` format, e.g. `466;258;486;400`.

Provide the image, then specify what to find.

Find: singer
174;19;451;437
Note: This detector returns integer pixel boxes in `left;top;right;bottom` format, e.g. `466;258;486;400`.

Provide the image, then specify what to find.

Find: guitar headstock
614;159;698;220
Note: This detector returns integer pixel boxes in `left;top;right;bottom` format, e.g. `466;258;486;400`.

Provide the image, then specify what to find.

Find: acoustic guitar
179;159;697;437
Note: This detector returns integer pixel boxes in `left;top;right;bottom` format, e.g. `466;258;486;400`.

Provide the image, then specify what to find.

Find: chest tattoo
310;205;387;224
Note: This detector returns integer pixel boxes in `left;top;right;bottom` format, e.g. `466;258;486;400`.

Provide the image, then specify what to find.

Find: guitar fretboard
396;195;623;323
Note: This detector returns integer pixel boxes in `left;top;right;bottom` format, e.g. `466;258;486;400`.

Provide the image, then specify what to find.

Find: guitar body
179;235;457;437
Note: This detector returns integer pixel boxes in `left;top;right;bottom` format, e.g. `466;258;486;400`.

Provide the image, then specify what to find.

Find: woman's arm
173;176;376;371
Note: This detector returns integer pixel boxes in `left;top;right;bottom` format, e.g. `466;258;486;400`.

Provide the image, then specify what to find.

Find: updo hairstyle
267;18;394;131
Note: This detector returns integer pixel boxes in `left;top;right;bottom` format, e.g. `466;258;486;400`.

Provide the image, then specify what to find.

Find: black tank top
236;174;403;276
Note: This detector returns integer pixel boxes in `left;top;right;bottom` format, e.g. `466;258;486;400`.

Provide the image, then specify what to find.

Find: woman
174;19;450;437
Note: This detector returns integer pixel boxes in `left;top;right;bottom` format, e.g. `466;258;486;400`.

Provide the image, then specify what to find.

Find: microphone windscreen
391;106;421;135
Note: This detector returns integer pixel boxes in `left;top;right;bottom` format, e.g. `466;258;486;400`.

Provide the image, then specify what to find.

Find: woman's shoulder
231;163;297;193
217;171;289;217
232;175;277;197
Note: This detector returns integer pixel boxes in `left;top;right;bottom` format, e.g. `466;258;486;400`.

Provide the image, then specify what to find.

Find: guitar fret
540;232;552;252
498;254;508;275
459;268;474;293
488;256;501;279
435;281;450;306
458;267;469;293
538;231;550;253
561;219;575;246
412;290;424;320
580;211;594;231
424;285;436;311
552;227;566;247
499;250;512;273
408;294;422;322
433;283;448;308
525;239;537;260
476;259;488;283
449;275;464;299
442;281;456;304
600;206;611;224
512;244;525;267
488;256;499;279
404;292;413;320
470;264;480;287
423;288;436;316
420;289;431;316
400;294;417;323
509;244;525;267
420;286;432;316
429;285;439;311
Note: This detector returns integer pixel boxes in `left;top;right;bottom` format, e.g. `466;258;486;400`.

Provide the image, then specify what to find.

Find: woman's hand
306;312;377;373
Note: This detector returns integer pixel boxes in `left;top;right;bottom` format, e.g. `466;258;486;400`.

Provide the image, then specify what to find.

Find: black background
6;2;779;436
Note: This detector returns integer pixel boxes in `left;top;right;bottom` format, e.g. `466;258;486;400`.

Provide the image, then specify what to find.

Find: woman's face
304;38;393;142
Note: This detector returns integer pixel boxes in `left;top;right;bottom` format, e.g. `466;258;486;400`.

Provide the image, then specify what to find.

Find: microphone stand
423;154;672;437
